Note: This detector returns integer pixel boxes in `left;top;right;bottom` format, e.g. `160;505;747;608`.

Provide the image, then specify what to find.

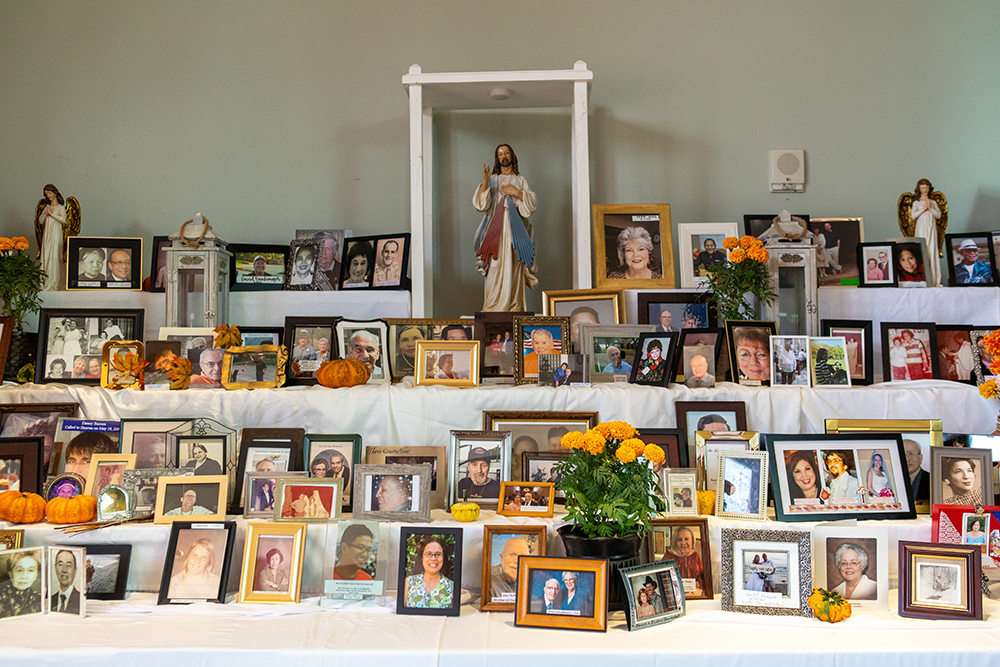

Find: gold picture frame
238;521;307;604
413;340;481;387
512;316;571;385
220;345;288;390
101;340;145;389
385;318;473;382
153;475;228;524
593;203;675;290
0;529;24;551
694;430;760;491
83;453;137;497
541;288;626;354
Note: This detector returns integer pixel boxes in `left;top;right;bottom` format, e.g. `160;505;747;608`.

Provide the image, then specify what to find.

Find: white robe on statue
473;174;538;312
40;203;66;291
911;199;941;287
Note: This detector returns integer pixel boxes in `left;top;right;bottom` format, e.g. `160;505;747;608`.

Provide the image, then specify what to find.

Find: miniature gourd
450;490;481;522
0;490;47;524
316;358;371;388
45;494;98;524
808;587;852;623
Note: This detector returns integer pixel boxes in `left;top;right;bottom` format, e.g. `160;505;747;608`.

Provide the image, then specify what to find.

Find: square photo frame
284;240;321;290
881;322;939;381
593;204;674;290
153;475;228;524
513;316;570;385
396;526;463;617
77;544;131;601
481;524;547;612
646;518;713;600
820;319;874;385
305;433;362;511
229;243;288;291
498;482;555;517
514;556;608;632
856;242;897;287
385;319;473;381
335;318;390;384
898;541;982;620
243;471;308;519
66;237;142;291
582;324;656;383
639;428;688;469
273;477;343;522
352;464;432;522
674;328;722;387
283;317;340;384
448;430;510;507
945;233;997;286
619;560;686;631
414;339;480;387
715;449;769;520
238;522;307;604
930;447;994;507
37;309;144;385
726;320;778;386
157;521;235;605
721;528;811;617
677;223;738;289
541;288;625;354
812;525;889;610
474;311;532;379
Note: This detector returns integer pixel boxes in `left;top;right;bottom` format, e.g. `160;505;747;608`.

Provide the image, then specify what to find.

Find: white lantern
165;215;231;328
762;243;819;336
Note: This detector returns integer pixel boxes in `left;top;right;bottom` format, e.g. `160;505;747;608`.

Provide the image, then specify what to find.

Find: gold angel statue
34;184;81;291
897;178;947;287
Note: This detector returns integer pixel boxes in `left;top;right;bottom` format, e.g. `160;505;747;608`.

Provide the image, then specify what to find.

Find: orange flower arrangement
978;332;1000;421
700;235;776;321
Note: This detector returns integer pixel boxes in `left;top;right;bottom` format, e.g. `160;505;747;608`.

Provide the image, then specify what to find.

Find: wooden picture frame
898;541;982;620
273;477;343;522
646;517;713;600
812;524;889;611
481;524;547;612
284;239;322;291
220;344;288;390
395;526;463;617
100;340;145;389
880;321;940;381
694;430;759;493
157;521;236;605
619;560;686;631
229;243;288;292
352;463;432;522
335;318;391;384
148;235;170;293
153;475;228;524
930;447;994;507
66;236;143;291
385;318;473;381
725;319;778;386
856;242;897;288
513;315;570;385
0;437;45;495
715;449;769;521
305;433;363;511
0;403;77;473
811;217;865;288
820;319;874;385
581;323;656;383
243;471;308;519
0;316;13;382
944;233;997;287
514;556;608;632
497;482;555;517
639;428;687;469
78;544;131;601
542;288;625;354
366;445;446;510
448;430;510;507
674;401;748;479
483;410;598;483
232;428;305;512
83;453;136;497
628;331;679;387
721;527;812;617
414;339;480;387
677;223;739;289
593;203;675;290
36;308;145;385
238;521;307;604
473;311;532;379
282;316;340;385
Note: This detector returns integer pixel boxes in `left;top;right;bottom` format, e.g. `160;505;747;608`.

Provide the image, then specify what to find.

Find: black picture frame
811;217;865;288
238;326;285;347
232;428;305;512
340;233;412;291
282;316;341;385
473;311;533;379
820;319;874;386
638;428;688;468
880;321;940;382
944;233;998;287
725;320;778;386
66;236;143;291
628;332;679;387
148;235;170;293
303;433;363;512
856;242;897;287
395;526;463;617
229;243;289;292
892;240;928;286
284;240;322;291
0;437;44;495
636;292;718;330
157;521;236;605
743;214;811;240
674;328;723;387
35;308;145;385
77;544;131;600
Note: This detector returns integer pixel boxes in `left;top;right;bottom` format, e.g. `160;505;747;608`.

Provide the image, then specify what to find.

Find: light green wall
2;1;998;317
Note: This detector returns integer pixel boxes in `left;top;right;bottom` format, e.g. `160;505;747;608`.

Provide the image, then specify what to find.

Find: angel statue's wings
33;199;46;258
897;190;949;257
63;197;81;261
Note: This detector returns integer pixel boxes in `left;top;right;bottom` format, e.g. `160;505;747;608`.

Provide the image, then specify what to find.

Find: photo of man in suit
50;549;81;614
531;576;562;613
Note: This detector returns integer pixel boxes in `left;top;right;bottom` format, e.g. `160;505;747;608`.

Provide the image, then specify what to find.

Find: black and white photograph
341;238;375;289
296;229;347;290
38;310;143;385
0;548;45;619
770;335;809;386
47;546;85;616
284;240;321;290
932;448;994;507
915;561;962;606
66;237;143;291
230;244;287;291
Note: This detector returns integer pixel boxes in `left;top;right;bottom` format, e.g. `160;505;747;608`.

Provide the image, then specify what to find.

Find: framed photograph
77;544;131;600
229;243;287;291
143;340;181;389
123;468;193;514
720;527;811;617
243;471;307;519
481;525;547;612
936;325;977;383
324;520;389;599
522;451;569;496
46;546;85;616
893;239;928;286
945;233;997;286
638;292;718;333
726;320;777;386
273;477;342;522
100;339;145;389
0;548;45;619
148;235;170;292
812;525;889;610
474;311;532;379
715;449;769;520
296;229;347;291
811;218;864;287
662;468;697;517
157;521;235;605
483;410;598;483
352;464;432;522
675;328;722;387
674;401;747;473
513;315;570;385
238;521;307;604
809;336;851;387
629;332;679;387
639;428;687;469
176;435;227;479
414;339;480;387
83;453;136;497
514;556;608;632
743;213;811;240
765;433;916;521
386;318;473;381
95;483;132;521
820;319;874;385
367;445;446;510
0;437;44;495
233;428;304;511
881;322;939;381
931;505;1000;558
769;335;810;386
581;323;656;383
50;417;121;481
498;482;555;517
119;418;190;469
538;354;588;387
620;560;686;631
448;430;509;506
0;316;12;382
593;204;674;290
930;447;994;507
396;526;462;616
342;233;410;289
66;236;142;290
694;430;759;492
0;402;77;473
239;326;284;347
220;344;287;390
0;529;24;551
305;433;362;510
856;242;897;287
898;541;981;620
36;308;144;385
156;326;219;387
340;237;376;289
44;473;85;502
283;317;339;384
284;239;321;290
153;475;228;524
971;328;999;386
542;288;625;354
646;518;713;600
335;318;390;383
677;223;738;289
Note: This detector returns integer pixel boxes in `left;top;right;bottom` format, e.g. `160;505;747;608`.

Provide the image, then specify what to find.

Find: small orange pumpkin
808;587;853;623
45;494;98;525
0;491;47;524
316;358;372;388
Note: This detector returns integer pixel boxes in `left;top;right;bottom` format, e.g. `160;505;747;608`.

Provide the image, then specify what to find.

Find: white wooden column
571;61;592;289
407;65;429;317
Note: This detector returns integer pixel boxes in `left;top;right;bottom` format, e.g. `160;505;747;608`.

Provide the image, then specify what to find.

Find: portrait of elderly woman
166;533;224;601
0;549;43;618
828;541;877;600
341;240;374;289
606;225;663;281
732;326;772;384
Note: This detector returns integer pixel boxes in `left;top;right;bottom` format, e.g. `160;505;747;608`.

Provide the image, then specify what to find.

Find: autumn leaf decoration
167;357;193;390
110;349;148;387
214;324;242;349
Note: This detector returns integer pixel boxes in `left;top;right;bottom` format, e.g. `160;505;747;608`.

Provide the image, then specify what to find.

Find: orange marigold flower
739;235;756;250
979;379;999;400
983;330;1000;356
644;444;666;464
13;237;29;251
561;431;584;450
592;422;612;439
621;437;646;455
729;248;746;264
990;358;1000;376
748;246;769;263
615;444;637;463
722;237;740;250
605;421;636;441
583;431;606;455
0;238;13;251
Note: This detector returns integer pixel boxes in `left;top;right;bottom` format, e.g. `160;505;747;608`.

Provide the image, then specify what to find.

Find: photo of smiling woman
342;240;374;288
732;326;772;384
784;450;825;506
403;534;454;609
608;226;663;281
941;457;982;505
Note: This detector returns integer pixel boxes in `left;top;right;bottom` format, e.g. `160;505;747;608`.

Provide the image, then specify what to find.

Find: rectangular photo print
812;525;888;610
538;354;588;387
157;522;235;605
0;548;45;620
930;447;994;507
79;544;131;601
514;556;608;632
474;311;531;378
715;449;768;521
273;478;343;522
675;329;722;388
229;244;287;291
809;336;851;387
335;319;390;384
857;242;896;287
481;525;546;612
149;235;170;293
946;233;997;286
936;326;976;383
448;431;509;506
770;335;810;387
295;229;346;291
811;218;864;287
324;520;388;599
646;518;712;600
582;324;649;383
620;561;685;631
893;239;928;287
243;471;308;519
898;541;982;620
396;527;462;616
881;322;939;381
66;237;142;291
721;528;811;617
821;319;873;385
284;240;321;290
726;320;777;386
386;319;473;381
414;339;480;387
47;546;86;616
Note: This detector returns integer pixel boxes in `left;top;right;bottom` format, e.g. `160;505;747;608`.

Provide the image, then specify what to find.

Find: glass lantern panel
177;268;206;328
777;266;806;336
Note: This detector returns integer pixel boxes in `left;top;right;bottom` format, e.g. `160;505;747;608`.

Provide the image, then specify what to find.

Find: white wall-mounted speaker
770;149;805;192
